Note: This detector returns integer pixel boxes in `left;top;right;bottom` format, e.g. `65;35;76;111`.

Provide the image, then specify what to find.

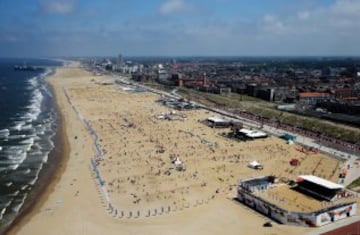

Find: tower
203;72;207;86
117;54;123;70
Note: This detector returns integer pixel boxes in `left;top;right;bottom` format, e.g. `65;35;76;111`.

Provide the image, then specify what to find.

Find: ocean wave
5;146;28;157
21;185;28;191
9;191;19;197
3;199;13;208
7;134;26;140
7;145;25;152
12;193;27;213
25;71;53;122
0;207;6;221
8;164;19;170
0;167;9;172
19;137;34;145
22;168;31;174
31;142;41;151
25;89;43;122
10;121;26;131
20;124;32;131
28;174;38;186
6;152;26;165
42;154;48;163
0;129;9;138
28;75;39;89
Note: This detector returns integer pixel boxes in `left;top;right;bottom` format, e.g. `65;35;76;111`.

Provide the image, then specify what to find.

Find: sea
0;58;63;231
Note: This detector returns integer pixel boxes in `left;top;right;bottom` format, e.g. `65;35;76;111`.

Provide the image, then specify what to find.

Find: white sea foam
35;124;46;135
5;150;26;166
42;154;48;163
25;76;44;121
3;199;13;208
21;185;29;190
9;190;19;197
6;150;23;159
5;181;13;187
10;121;26;131
7;134;26;140
28;175;38;185
8;164;19;170
0;129;9;138
12;193;27;213
24;169;31;175
20;137;34;145
29;75;38;85
8;152;26;164
31;142;41;150
18;137;35;152
0;207;6;221
20;124;32;131
7;146;24;151
31;92;43;120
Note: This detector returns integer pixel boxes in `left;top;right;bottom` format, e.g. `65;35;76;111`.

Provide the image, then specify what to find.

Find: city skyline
1;0;360;57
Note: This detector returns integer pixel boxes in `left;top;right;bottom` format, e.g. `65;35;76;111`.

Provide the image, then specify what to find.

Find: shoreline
4;68;70;235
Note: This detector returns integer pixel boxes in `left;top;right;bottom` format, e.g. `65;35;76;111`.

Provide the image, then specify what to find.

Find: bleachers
296;176;343;201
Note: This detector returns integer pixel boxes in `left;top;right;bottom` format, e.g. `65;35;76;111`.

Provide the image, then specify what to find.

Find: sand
7;62;353;235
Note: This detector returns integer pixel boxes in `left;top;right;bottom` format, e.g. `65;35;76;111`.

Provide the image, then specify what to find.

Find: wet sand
6;62;345;235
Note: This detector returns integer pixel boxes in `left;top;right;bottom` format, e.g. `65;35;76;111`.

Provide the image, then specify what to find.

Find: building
298;92;330;105
246;84;258;97
237;175;357;227
257;88;275;101
333;87;357;100
117;54;123;67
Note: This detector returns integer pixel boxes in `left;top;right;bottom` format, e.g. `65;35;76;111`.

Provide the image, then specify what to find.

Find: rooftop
298;92;330;98
297;175;344;190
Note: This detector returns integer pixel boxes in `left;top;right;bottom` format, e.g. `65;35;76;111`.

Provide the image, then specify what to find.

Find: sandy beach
6;63;358;235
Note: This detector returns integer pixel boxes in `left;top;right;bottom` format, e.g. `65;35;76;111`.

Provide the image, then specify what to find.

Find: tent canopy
248;161;261;167
297;175;344;189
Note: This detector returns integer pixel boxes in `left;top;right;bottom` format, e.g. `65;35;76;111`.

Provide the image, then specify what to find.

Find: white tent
248;160;262;169
174;157;186;171
174;157;182;166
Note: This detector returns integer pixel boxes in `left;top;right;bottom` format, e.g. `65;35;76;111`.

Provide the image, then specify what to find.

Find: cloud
330;0;360;16
297;11;310;20
159;0;191;15
40;0;77;14
253;0;360;55
262;14;287;34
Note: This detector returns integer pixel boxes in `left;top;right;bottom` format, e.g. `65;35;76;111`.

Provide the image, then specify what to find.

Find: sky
0;0;360;57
